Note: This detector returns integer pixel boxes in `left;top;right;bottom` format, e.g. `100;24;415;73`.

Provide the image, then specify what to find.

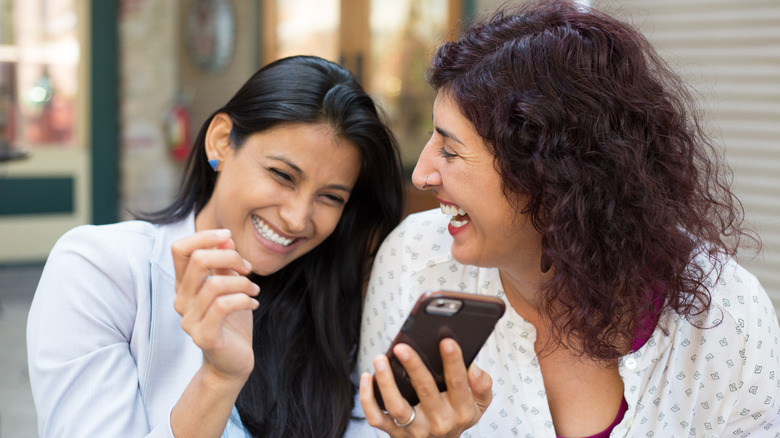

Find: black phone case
374;291;506;410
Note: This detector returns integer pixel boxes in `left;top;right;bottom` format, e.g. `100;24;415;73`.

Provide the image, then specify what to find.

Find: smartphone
373;290;506;410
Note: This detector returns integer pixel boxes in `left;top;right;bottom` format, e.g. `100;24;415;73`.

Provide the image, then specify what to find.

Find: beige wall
119;0;258;219
119;0;181;219
178;0;258;144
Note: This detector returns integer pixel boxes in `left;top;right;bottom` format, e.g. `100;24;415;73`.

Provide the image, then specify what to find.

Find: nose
411;138;440;190
279;194;312;234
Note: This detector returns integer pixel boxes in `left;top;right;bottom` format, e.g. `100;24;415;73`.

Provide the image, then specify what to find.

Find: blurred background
0;0;777;436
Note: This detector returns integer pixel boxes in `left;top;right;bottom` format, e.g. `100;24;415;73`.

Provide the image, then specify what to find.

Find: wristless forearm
170;365;247;438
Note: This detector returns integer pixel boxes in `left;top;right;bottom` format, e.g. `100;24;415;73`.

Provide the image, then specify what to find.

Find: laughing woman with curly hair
356;1;780;437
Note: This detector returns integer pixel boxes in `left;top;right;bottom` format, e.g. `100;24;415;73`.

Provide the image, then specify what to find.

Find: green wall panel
0;177;74;215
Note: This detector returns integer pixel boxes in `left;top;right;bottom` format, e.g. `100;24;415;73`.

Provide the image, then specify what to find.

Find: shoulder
39;217;196;305
637;256;777;367
366;208;498;313
659;255;779;370
703;256;777;340
37;221;161;309
52;216;194;273
49;221;158;274
685;257;780;432
373;208;453;271
55;220;157;253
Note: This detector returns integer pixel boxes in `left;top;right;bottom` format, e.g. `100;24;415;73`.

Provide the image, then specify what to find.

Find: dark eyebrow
324;184;353;194
435;126;466;146
269;155;352;193
269;155;303;174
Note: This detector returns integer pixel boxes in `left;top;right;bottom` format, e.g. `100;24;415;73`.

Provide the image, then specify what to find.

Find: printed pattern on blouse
358;209;780;438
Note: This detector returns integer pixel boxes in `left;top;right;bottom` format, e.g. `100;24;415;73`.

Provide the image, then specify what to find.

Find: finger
439;338;469;401
212;237;241;277
183;243;252;280
439;338;477;426
359;372;394;430
392;343;443;409
171;229;233;282
179;274;259;324
371;353;419;428
193;293;259;348
467;363;493;414
176;246;252;307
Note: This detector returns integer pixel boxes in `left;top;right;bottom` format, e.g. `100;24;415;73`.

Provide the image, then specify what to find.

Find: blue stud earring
208;159;219;171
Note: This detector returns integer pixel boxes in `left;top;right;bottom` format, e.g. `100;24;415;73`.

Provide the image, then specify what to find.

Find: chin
248;255;289;276
452;247;496;269
450;246;476;267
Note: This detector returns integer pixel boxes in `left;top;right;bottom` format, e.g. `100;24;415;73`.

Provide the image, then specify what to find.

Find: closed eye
438;148;457;158
270;168;294;183
321;193;347;205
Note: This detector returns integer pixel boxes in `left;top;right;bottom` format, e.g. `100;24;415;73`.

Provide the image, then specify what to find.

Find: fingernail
360;373;370;387
442;339;455;353
252;283;260;294
471;365;482;377
374;357;387;372
251;298;259;309
395;346;410;361
244;259;252;271
215;229;230;238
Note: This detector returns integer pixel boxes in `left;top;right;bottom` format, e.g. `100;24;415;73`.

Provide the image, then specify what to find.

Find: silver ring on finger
392;404;416;428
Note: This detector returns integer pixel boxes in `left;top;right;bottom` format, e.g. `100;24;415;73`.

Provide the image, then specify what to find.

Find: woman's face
197;120;361;275
412;91;542;270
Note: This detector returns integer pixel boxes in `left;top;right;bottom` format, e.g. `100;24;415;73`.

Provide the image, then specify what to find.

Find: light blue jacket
27;215;372;437
28;215;201;437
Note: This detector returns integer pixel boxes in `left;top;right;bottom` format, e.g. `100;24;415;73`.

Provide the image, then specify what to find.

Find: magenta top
556;294;661;438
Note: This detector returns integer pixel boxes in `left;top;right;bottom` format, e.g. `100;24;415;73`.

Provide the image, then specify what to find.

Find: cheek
312;208;345;241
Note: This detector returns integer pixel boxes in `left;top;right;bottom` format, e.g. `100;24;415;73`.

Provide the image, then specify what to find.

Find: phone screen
374;290;506;409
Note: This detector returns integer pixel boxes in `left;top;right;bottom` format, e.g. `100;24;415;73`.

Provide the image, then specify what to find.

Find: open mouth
440;203;471;228
251;215;295;246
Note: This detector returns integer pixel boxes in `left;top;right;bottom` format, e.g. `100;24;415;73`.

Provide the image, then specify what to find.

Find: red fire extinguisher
167;102;191;161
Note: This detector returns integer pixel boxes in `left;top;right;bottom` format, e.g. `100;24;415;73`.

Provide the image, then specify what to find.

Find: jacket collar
149;211;196;283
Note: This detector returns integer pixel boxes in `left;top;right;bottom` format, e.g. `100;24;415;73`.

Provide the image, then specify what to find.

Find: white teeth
450;218;469;228
439;203;470;228
252;216;294;246
439;203;467;217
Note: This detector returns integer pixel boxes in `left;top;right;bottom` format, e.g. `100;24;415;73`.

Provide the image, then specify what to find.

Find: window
0;0;79;159
264;0;458;170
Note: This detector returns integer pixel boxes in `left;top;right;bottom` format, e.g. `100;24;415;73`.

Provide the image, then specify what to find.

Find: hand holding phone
373;290;506;409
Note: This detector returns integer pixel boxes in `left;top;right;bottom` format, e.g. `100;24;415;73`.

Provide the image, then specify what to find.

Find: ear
205;112;234;168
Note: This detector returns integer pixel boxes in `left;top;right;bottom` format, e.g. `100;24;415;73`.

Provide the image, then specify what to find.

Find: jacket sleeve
26;225;174;438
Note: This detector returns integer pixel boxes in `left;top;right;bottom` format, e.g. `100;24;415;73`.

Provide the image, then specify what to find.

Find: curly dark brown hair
428;0;757;359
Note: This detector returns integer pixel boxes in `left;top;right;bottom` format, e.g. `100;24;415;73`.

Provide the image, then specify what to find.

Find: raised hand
171;229;260;383
360;338;493;437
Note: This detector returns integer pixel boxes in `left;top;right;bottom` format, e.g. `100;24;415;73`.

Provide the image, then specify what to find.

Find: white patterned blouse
357;209;780;438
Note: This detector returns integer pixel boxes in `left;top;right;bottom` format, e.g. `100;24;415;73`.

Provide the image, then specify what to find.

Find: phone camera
435;300;458;310
426;298;462;315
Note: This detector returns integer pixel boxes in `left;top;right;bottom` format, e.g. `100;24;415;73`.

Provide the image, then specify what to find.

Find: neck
499;264;547;313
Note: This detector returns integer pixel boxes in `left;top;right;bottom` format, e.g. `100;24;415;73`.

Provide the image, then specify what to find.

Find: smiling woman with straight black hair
27;55;405;438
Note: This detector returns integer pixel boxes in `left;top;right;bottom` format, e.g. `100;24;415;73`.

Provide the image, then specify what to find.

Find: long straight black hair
140;56;404;437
